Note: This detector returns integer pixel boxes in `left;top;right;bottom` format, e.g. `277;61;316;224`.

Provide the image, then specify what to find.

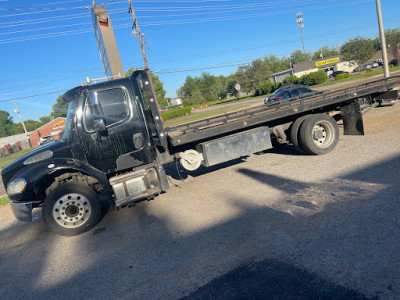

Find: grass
0;196;9;206
164;103;258;127
0;148;35;169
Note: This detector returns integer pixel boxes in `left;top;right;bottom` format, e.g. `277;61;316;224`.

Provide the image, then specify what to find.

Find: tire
42;182;102;236
289;115;309;154
299;113;339;155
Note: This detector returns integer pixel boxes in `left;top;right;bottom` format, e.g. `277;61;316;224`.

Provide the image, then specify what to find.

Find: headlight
7;179;26;195
24;150;53;165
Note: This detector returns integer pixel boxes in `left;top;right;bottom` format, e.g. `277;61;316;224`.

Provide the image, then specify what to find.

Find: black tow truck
2;69;399;236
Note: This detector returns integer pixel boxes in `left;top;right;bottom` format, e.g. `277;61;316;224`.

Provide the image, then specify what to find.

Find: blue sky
0;0;399;122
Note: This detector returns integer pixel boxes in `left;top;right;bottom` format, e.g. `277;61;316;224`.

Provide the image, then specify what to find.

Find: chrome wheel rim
52;193;92;228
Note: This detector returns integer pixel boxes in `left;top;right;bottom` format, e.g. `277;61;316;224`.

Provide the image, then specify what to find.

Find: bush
162;107;192;121
366;68;373;73
255;81;275;96
335;73;350;80
273;82;282;91
282;76;299;86
299;70;328;86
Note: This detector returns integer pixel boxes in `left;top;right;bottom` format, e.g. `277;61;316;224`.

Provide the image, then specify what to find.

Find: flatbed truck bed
165;76;400;146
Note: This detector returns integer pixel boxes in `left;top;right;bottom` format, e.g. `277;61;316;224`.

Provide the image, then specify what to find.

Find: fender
7;159;111;204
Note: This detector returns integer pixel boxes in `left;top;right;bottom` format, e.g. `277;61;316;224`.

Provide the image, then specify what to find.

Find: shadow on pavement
183;259;373;300
0;154;399;299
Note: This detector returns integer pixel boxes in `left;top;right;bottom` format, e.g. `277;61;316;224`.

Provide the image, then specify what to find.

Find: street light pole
296;12;306;53
375;0;390;78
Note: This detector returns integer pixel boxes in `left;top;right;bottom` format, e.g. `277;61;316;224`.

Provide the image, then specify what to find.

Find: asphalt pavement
0;85;400;299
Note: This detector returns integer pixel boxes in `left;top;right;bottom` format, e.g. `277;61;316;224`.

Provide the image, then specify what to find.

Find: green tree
178;73;230;103
50;95;69;119
312;47;340;60
235;59;271;93
373;28;400;52
177;75;199;99
282;76;299;86
0;110;13;137
341;36;375;70
290;50;311;65
125;67;168;107
235;64;253;93
10;123;24;135
39;116;52;125
24;120;42;131
152;74;168;107
226;76;239;98
386;28;400;47
264;55;291;73
182;86;204;106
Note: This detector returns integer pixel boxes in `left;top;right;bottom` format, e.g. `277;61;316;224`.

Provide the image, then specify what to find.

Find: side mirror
88;91;106;132
89;91;100;111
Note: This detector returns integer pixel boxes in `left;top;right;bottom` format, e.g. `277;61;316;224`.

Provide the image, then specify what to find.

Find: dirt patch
363;103;400;135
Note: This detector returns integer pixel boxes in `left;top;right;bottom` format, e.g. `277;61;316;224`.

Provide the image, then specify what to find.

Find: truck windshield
62;100;76;141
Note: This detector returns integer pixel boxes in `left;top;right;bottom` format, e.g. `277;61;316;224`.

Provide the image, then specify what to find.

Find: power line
0;90;67;103
0;81;84;97
0;0;317;28
0;1;321;36
0;0;375;44
1;23;398;89
0;8;125;27
0;17;132;36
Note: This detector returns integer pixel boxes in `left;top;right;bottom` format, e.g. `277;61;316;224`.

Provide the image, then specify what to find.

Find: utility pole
13;99;28;134
296;12;306;54
375;0;390;79
128;0;161;111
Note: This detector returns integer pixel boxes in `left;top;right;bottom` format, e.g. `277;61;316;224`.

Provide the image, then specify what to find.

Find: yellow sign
53;120;65;127
315;57;340;67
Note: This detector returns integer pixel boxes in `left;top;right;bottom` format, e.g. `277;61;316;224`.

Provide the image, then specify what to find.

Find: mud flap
340;100;364;135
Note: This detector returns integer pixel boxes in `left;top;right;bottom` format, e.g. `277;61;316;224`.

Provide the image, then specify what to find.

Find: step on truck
2;69;399;236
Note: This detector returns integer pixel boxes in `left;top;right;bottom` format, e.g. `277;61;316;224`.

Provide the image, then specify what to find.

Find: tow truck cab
1;70;171;235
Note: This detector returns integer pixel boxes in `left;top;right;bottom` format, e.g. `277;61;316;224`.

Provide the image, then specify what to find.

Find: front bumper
10;201;33;222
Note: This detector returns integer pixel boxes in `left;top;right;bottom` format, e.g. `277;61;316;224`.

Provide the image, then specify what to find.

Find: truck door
79;81;155;173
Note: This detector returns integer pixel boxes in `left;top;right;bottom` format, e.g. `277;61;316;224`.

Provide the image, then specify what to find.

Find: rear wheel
42;182;102;236
299;114;339;155
289;115;309;154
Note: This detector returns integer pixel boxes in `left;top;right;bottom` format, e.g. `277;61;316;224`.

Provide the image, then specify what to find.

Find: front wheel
299;114;339;155
42;182;102;236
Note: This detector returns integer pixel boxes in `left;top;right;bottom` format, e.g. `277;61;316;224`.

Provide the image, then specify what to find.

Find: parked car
389;59;398;66
374;59;383;66
331;70;349;78
264;85;322;104
39;135;54;146
365;61;379;69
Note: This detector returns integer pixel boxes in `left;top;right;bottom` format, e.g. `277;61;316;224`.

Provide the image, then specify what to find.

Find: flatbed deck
165;76;400;146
